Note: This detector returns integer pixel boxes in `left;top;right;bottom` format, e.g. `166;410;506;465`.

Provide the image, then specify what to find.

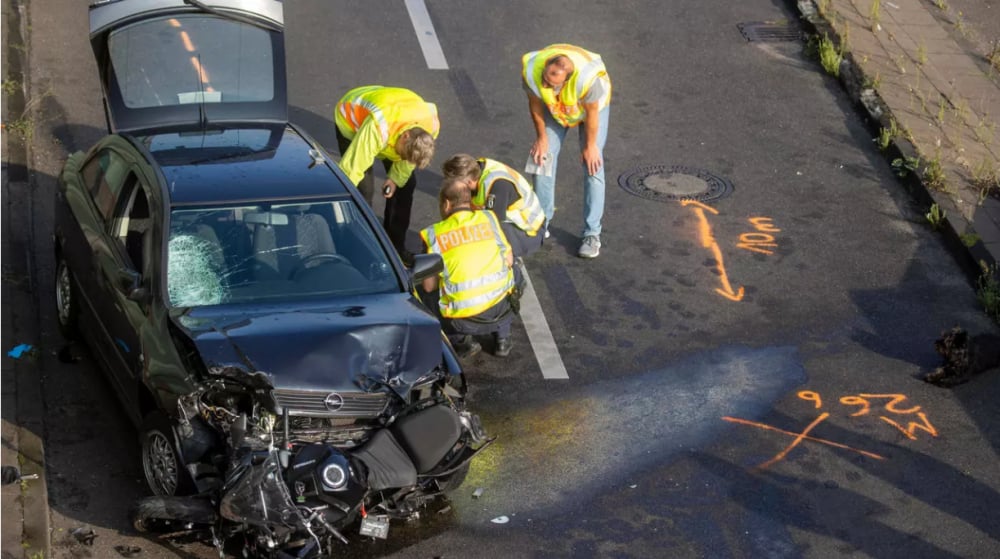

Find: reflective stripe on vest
420;210;514;318
521;44;610;127
476;159;545;236
335;85;440;160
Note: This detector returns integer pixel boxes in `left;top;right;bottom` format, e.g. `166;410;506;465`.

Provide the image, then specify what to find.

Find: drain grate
618;165;734;203
737;21;802;42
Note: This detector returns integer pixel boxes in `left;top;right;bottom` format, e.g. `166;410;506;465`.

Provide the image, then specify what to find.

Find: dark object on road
57;344;80;364
55;1;491;557
1;466;21;485
924;326;1000;387
114;545;142;557
70;527;97;546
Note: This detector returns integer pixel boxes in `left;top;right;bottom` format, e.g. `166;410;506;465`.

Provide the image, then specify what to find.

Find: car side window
92;151;129;222
110;173;153;271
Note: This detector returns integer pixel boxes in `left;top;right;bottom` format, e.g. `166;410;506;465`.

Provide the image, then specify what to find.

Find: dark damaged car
53;1;491;556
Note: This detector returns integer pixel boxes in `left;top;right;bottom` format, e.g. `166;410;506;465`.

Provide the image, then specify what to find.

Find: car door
88;0;287;134
93;164;161;413
60;144;134;369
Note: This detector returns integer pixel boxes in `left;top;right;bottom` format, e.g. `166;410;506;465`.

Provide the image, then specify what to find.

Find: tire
140;413;194;497
130;495;216;533
436;462;470;494
55;257;79;340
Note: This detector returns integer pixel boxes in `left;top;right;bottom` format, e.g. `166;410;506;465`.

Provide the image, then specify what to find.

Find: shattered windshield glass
167;200;398;307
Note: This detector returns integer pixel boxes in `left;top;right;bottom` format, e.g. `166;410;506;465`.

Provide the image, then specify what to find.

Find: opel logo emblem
324;392;344;412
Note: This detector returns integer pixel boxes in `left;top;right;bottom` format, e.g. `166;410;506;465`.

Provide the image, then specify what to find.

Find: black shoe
453;336;482;359
494;335;513;357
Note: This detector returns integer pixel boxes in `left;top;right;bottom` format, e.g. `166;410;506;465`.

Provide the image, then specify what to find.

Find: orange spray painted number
724;390;937;469
738;217;780;255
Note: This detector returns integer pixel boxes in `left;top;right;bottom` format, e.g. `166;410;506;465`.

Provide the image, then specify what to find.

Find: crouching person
442;154;545;260
421;178;522;358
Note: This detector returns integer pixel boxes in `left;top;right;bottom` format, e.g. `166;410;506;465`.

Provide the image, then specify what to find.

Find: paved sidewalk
796;0;1000;276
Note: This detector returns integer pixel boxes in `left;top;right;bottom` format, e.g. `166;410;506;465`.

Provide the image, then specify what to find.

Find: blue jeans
532;106;609;238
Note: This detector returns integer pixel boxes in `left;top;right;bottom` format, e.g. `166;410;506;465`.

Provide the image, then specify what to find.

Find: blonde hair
400;127;435;169
441;153;482;182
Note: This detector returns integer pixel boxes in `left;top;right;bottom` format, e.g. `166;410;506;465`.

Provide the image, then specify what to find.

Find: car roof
142;124;352;206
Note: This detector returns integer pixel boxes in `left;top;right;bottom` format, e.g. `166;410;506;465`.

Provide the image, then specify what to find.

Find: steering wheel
291;253;352;279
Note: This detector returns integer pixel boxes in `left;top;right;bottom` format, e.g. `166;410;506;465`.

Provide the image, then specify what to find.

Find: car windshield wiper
182;0;280;32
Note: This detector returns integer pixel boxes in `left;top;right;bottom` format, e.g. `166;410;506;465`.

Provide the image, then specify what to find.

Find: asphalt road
13;0;1000;558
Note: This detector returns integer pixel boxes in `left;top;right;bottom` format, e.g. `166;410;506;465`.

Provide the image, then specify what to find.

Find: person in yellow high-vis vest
522;44;611;259
420;178;522;358
442;153;545;260
335;85;439;264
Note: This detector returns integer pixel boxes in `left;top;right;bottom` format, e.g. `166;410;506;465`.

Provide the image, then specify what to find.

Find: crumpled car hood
173;294;442;393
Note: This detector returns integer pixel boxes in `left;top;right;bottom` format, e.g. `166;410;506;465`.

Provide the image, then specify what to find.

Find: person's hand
529;137;549;165
382;179;398;198
581;144;603;176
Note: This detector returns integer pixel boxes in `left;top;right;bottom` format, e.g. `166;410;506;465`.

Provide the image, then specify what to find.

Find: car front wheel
55;257;79;339
140;413;192;497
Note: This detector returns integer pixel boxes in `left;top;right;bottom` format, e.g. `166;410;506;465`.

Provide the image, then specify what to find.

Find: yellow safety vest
334;86;440;185
474;158;545;236
522;44;611;127
420;210;514;318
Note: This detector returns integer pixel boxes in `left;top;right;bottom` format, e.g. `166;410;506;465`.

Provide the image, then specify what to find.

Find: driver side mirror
409;253;443;283
116;268;150;304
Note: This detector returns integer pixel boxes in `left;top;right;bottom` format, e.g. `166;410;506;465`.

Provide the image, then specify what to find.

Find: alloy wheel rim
143;431;178;496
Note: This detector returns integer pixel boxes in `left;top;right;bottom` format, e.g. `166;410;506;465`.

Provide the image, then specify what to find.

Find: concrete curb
2;0;53;557
788;0;997;283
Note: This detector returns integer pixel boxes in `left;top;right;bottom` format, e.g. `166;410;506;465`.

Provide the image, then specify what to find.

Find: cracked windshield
167;200;397;307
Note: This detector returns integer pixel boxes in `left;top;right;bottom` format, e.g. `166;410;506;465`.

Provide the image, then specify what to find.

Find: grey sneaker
578;235;601;258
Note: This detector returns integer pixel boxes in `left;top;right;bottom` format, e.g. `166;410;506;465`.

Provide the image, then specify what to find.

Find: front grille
273;389;389;418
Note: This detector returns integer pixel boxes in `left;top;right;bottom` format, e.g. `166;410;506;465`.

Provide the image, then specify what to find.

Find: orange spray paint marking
738;217;780;254
680;200;744;301
722;415;886;464
879;412;938;440
857;394;921;415
758;412;830;469
839;396;871;417
798;390;823;409
749;217;781;232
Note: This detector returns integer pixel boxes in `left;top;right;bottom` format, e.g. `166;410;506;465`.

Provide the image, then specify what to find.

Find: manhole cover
737;21;802;42
617;165;734;203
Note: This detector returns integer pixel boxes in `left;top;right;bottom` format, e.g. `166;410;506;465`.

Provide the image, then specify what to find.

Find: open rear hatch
89;0;287;134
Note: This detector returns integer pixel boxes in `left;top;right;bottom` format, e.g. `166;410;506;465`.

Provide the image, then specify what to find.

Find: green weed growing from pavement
976;262;1000;323
869;0;881;30
925;203;946;230
818;34;843;77
960;233;981;247
892;155;921;177
5;116;33;143
817;0;831;16
971;158;1000;203
924;153;948;191
1;79;19;96
988;39;1000;72
937;96;947;124
877;119;899;151
955;12;969;37
917;43;928;65
934;0;948;9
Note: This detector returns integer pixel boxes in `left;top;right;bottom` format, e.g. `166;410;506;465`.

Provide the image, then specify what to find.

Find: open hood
89;0;287;134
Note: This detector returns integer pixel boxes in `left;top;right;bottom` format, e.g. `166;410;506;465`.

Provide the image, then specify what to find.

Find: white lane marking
404;0;449;70
520;269;569;379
